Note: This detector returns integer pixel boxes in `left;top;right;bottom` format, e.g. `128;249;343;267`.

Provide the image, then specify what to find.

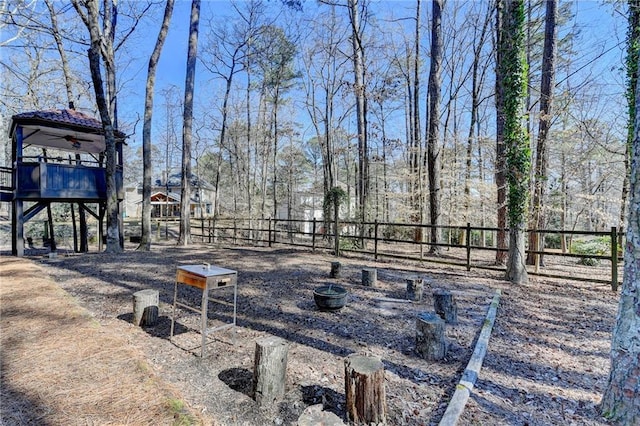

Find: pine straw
0;257;203;425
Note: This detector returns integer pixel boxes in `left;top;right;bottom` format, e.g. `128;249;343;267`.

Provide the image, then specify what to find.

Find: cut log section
344;354;386;425
132;289;159;327
406;277;424;301
433;289;458;324
330;261;342;278
415;312;446;361
252;336;289;407
361;268;377;287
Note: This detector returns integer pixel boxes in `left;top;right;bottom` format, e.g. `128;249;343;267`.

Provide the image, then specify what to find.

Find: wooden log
406;277;424;301
415;312;446;361
330;261;342;278
439;290;501;426
252;336;289;407
132;289;159;326
361;268;377;287
344;354;386;425
433;289;458;324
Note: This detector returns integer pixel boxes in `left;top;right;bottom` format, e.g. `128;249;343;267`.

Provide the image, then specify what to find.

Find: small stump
406;277;424;302
433;289;458;324
330;261;342;278
132;289;159;327
361;268;377;287
344;354;387;425
415;312;446;361
252;336;289;407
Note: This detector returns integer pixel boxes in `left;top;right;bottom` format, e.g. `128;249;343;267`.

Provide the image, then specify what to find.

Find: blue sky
69;0;627;149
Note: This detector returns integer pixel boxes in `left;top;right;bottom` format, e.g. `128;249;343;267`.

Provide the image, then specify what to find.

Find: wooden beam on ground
438;289;502;426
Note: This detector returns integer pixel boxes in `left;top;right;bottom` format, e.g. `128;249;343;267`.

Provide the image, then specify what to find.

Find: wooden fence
177;217;624;291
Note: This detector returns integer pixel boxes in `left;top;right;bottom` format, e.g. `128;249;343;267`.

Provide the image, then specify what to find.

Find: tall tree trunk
526;0;556;265
495;0;508;265
272;89;280;221
178;0;201;245
620;0;640;230
426;0;443;255
412;0;422;226
139;0;174;251
348;0;368;234
72;0;121;253
600;14;640;419
500;0;530;284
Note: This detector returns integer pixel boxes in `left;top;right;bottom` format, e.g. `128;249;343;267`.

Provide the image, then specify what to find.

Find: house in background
123;171;214;218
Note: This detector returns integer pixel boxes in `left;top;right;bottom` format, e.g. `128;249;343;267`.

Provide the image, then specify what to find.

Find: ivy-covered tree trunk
620;1;640;230
499;0;530;284
139;0;174;251
494;0;508;265
600;3;640;422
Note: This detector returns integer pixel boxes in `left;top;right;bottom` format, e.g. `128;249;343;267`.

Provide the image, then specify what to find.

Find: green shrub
545;233;561;249
571;237;610;267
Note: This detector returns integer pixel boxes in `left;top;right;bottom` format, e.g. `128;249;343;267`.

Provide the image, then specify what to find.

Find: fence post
611;226;618;291
233;218;237;244
200;217;204;243
312;218;316;252
268;217;273;248
374;220;379;261
466;223;471;271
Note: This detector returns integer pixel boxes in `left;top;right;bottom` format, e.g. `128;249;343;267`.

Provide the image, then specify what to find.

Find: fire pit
313;284;348;311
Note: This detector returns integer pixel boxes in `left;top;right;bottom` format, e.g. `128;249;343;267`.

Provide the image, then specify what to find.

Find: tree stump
252;336;289;407
433;289;458;324
344;354;387;425
406;277;424;301
132;289;159;326
415;312;446;361
330;261;342;278
361;268;377;287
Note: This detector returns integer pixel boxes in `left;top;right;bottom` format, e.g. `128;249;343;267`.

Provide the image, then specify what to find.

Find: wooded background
0;0;628;236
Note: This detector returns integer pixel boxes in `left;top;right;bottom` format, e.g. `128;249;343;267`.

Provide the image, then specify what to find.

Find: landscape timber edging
438;288;502;425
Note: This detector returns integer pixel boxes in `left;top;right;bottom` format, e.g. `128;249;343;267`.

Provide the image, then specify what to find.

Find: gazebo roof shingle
11;109;126;138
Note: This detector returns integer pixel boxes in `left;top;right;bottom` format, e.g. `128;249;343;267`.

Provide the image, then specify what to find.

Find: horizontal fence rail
168;217;624;291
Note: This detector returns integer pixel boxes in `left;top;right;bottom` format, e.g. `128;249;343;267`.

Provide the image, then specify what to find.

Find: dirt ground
1;242;620;425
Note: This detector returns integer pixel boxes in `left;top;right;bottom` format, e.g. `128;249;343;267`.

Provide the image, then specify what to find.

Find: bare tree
177;0;201;246
71;0;121;253
426;0;443;254
526;0;556;266
348;0;369;232
139;0;175;251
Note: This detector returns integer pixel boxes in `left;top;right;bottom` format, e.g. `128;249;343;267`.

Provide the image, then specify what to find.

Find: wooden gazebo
1;109;125;256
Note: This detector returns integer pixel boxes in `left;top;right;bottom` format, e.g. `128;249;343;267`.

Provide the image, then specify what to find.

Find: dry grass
0;256;203;426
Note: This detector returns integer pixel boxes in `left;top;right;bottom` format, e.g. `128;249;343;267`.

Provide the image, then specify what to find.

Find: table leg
232;280;237;345
201;284;209;357
170;281;177;342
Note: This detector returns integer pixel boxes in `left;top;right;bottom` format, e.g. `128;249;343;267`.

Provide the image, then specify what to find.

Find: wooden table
170;264;237;357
